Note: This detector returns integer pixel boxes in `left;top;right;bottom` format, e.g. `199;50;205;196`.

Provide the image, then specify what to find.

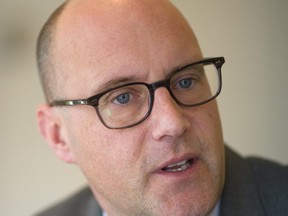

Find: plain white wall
0;1;287;216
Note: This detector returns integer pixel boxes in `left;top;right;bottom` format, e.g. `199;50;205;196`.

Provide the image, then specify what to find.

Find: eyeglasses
51;57;225;129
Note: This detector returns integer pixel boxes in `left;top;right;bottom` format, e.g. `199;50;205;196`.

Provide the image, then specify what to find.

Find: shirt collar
209;200;220;216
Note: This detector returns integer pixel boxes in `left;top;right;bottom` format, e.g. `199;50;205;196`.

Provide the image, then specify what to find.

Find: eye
100;84;147;108
171;69;201;92
178;78;193;89
113;92;132;105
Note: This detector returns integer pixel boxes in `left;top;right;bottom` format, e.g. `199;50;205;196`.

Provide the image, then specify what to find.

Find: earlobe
37;105;77;164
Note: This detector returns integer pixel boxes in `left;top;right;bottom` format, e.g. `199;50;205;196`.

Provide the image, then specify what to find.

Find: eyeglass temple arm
50;100;88;106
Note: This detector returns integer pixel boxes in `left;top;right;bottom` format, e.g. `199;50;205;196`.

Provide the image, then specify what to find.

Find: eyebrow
93;75;140;94
93;59;201;94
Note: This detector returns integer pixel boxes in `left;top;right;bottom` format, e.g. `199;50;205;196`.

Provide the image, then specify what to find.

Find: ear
37;105;77;164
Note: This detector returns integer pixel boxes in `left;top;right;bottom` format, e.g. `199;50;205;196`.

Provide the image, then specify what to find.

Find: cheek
70;120;153;210
72;124;127;173
187;102;225;195
65;112;147;188
193;102;223;145
188;102;224;167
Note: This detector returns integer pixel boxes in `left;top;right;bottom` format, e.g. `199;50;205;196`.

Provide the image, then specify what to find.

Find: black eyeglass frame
50;57;225;129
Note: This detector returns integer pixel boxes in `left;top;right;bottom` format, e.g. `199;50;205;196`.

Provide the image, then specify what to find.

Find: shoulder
247;156;288;213
225;146;288;183
247;155;288;183
222;146;288;216
35;187;102;216
247;155;288;174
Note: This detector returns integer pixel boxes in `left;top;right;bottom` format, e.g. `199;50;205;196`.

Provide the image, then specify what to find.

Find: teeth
164;160;191;172
167;160;188;168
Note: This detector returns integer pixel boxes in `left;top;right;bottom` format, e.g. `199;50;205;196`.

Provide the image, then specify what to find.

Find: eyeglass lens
98;84;151;128
97;62;220;128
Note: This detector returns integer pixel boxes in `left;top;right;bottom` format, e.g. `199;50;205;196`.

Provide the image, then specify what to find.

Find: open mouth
161;159;194;172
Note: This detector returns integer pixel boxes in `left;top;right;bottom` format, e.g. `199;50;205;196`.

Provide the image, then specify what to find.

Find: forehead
54;0;202;96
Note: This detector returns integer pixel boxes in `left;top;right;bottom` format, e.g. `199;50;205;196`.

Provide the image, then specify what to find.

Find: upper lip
156;153;198;172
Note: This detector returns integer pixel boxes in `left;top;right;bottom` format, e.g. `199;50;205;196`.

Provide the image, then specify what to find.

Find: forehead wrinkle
92;75;142;95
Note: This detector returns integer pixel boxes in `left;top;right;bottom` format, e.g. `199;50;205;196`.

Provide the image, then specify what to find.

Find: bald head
36;2;67;102
36;0;201;102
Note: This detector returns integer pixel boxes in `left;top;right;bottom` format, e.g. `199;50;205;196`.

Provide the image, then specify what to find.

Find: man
36;0;288;216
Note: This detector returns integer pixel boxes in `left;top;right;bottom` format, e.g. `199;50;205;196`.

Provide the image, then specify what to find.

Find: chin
143;187;220;216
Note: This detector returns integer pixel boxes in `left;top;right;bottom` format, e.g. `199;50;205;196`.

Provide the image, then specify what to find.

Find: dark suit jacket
36;147;288;216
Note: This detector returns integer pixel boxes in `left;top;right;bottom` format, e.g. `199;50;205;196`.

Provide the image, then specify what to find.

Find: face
48;0;225;215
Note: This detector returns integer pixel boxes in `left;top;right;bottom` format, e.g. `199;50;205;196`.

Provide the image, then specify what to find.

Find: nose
150;87;190;140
